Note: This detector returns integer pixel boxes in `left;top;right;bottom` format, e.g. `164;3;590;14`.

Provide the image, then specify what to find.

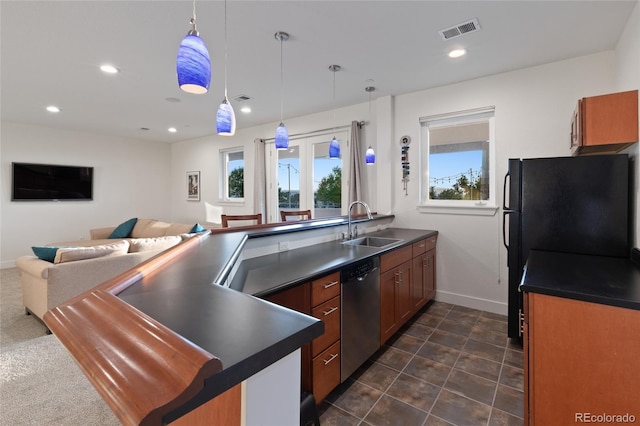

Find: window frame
265;130;349;223
219;147;245;204
418;107;498;216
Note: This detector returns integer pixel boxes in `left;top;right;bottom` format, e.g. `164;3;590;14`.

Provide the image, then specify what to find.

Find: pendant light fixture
274;32;289;150
176;0;211;94
329;65;341;159
216;0;236;135
365;86;376;164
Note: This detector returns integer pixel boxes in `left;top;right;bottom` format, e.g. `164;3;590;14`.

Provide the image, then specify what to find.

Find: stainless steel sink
342;236;401;248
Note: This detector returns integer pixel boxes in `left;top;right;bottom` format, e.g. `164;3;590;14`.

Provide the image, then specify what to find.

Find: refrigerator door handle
502;210;514;250
502;171;510;211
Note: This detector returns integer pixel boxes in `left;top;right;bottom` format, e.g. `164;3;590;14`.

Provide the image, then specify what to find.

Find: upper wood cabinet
570;90;638;156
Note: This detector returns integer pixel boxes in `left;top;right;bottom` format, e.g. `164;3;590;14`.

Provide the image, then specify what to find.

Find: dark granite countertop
231;228;438;297
520;250;640;311
117;231;324;421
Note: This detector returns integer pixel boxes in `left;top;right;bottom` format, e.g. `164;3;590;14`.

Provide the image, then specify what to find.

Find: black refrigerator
503;154;630;342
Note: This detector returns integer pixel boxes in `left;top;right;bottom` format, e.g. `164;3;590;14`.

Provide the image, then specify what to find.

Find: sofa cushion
32;246;61;262
164;223;194;236
190;223;207;233
128;236;182;253
131;219;171;238
54;240;130;264
109;218;138;238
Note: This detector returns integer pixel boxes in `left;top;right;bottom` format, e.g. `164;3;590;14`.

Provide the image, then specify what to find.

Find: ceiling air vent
438;18;481;40
232;94;251;102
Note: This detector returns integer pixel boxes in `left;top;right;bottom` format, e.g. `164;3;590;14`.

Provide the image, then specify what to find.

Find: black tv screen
12;162;93;201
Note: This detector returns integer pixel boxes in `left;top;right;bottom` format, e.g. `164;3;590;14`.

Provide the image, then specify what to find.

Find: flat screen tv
11;162;93;201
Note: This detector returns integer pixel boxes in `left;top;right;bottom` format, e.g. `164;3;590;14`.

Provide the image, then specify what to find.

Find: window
221;148;244;201
267;131;348;222
420;107;496;214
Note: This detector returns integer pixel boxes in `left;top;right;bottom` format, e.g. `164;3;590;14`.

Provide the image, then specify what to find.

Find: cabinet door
397;261;412;324
380;269;398;344
424;249;436;302
412;255;426;312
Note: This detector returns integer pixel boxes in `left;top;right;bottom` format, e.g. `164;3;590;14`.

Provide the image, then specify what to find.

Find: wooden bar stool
280;210;311;222
221;213;262;228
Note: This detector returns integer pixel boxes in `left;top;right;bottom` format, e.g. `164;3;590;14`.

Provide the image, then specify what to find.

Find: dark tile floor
318;301;524;426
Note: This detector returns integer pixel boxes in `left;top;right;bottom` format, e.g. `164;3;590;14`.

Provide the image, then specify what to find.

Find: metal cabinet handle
418;243;425;248
323;281;339;289
322;306;338;316
323;353;338;365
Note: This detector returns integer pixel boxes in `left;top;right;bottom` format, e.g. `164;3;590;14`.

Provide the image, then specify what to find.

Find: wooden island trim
43;233;225;426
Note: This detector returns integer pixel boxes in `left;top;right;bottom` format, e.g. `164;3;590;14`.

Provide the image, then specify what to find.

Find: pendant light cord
280;37;284;123
332;67;336;136
223;0;228;98
191;0;197;30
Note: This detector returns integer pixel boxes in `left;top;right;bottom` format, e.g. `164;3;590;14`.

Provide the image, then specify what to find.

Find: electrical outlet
278;241;289;251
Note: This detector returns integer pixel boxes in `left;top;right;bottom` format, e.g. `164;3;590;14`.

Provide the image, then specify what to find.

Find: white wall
0;122;172;267
616;0;640;247
391;51;620;314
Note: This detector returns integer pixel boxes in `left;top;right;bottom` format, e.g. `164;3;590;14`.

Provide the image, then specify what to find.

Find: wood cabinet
309;272;341;403
411;236;437;312
523;292;640;425
264;272;341;404
570;89;638;155
380;245;413;344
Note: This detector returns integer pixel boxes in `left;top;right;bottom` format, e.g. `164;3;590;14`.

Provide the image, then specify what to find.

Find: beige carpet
0;268;119;425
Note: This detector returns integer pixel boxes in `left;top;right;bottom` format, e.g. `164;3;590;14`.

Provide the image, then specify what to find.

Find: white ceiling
1;1;636;143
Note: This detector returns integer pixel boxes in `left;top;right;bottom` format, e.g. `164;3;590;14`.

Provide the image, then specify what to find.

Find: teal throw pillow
190;223;206;233
109;218;138;238
32;246;60;262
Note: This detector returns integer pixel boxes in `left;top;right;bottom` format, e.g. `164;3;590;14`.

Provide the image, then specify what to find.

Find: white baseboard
1;261;17;269
435;289;507;316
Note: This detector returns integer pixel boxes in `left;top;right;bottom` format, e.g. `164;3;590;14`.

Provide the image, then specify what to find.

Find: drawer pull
418;243;425;248
323;353;338;365
323;281;339;289
322;306;338;316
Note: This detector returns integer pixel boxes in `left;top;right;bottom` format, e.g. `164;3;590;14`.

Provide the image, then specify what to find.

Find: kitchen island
519;249;640;425
43;215;436;425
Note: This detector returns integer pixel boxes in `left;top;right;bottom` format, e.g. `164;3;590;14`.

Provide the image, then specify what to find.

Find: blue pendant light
365;86;376;164
365;146;376;164
275;32;289;150
275;123;289;149
217;97;236;135
216;0;236;135
329;137;341;159
176;1;211;95
329;65;341;159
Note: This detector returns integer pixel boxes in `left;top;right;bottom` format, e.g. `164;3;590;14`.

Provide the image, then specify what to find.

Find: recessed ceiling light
100;64;119;74
46;105;61;113
240;106;251;113
448;48;467;58
168;127;177;133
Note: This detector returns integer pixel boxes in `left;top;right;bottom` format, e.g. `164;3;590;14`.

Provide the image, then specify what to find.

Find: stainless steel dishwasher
340;256;380;382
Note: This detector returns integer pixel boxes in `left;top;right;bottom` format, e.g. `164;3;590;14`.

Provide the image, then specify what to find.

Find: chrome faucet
347;200;373;240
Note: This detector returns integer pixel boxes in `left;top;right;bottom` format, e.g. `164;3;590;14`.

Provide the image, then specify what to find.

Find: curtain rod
262;121;365;143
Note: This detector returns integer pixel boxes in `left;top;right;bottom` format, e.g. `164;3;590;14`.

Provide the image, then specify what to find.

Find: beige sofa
16;219;207;324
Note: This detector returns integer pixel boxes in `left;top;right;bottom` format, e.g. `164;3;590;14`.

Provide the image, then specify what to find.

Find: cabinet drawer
311;272;340;306
311;296;340;357
381;245;412;272
412;239;427;256
312;340;341;403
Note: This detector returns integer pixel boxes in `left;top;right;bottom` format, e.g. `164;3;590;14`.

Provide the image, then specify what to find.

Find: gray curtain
348;121;364;210
253;138;267;219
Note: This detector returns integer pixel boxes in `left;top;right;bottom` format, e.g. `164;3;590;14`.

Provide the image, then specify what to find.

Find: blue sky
429;150;482;188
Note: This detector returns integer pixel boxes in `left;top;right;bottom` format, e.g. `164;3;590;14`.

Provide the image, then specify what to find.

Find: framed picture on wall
187;171;200;201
